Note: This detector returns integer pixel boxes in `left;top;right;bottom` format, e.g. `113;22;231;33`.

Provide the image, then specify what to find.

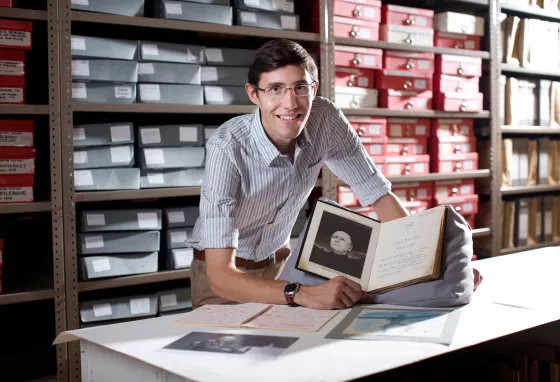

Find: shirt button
267;224;273;228
257;247;262;253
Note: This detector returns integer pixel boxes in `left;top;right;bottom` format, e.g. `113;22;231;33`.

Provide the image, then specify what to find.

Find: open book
296;200;447;294
173;303;339;332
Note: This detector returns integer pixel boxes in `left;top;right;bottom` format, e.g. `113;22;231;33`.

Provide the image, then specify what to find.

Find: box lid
382;24;434;35
335;86;378;96
379;69;432;78
384;50;434;59
0;19;32;32
0;174;33;186
0;120;33;133
439;92;483;100
333;16;379;26
386;154;430;163
0;147;34;159
0;75;24;86
438;152;479;160
0;49;24;61
382;4;434;17
335;45;383;55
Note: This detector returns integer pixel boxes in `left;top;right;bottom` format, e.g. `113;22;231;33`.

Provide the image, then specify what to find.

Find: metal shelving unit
0;202;52;214
0;7;47;20
500;3;560;22
0;105;49;114
0;288;55;306
501;64;560;79
501;184;560;196
501;126;560;135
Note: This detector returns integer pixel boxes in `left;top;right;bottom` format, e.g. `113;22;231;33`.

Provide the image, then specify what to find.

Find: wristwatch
284;282;301;307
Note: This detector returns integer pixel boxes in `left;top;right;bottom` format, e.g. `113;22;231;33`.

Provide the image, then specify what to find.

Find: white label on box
413;145;423;154
71;36;86;51
415;16;427;27
369;125;380;135
339;192;355;206
171;231;188;244
461;185;471;195
138;63;155;75
245;0;260;5
74;170;93;186
465;40;475;50
71;0;89;5
85;235;104;249
464;143;471;152
147;172;165;184
464;203;473;213
115;86;133;99
140;84;161;101
205;48;224;63
73;128;86;141
441;162;453;172
464;160;473;170
360;28;371;39
72;83;87;99
202;67;218;82
0;88;23;103
0;131;32;146
415;125;426;135
92;258;111;273
545;211;552;235
130;298;151;315
0;30;30;47
93;303;112;317
0;60;24;76
168;211;185;224
418;60;430;70
165;3;183;15
358;77;369;87
416;98;428;108
72;60;90;77
365;7;375;18
413;163;424;173
0;187;33;203
273;0;294;12
174;249;193;268
417;188;427;198
205;87;224;103
144;149;165;165
138;212;158;229
414;79;426;89
179;126;198;142
0;159;33;174
142;44;159;57
110;146;131;164
160;294;178;308
364;55;375;66
87;213;106;227
390;125;402;137
204;127;217;141
141;128;161;145
111;125;131;142
73;151;88;164
388;163;401;175
281;15;297;30
387;144;399;153
369;145;382;155
241;12;257;23
436;187;448;198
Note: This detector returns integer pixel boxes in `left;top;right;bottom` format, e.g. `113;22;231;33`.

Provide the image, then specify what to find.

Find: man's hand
473;268;483;291
294;276;364;310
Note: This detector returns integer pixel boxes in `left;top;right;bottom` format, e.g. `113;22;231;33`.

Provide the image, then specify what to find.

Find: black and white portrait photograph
308;210;372;279
164;332;299;357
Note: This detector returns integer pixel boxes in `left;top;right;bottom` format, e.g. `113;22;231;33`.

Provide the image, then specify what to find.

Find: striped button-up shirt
189;97;391;261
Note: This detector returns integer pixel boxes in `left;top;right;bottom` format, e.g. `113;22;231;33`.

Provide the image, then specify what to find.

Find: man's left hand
473;268;483;291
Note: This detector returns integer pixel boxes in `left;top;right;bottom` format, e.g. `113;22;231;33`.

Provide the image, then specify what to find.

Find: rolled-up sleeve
199;142;240;249
325;104;392;206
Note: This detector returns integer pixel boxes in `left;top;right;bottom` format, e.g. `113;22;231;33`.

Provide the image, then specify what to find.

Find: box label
390;125;402;137
418;60;430;70
174;249;193;268
71;0;89;5
413;163;425;173
205;48;223;63
142;44;159;57
241;12;257;23
71;36;86;51
168;211;185;224
357;77;369;87
416;16;427;27
141;128;161;144
0;131;32;146
130;297;151;315
0;187;33;203
272;0;294;13
201;67;218;82
245;0;260;5
359;27;371;39
364;55;375;66
0;88;23;103
72;60;90;77
388;163;401;175
138;63;155;75
204;127;217;141
145;149;164;165
171;231;187;244
140;84;161;101
465;40;475;50
179;126;198;142
110;146;131;164
205;87;224;103
93;303;112;317
0;30;30;48
414;79;426;89
73;151;88;164
92;258;111;273
147;172;165;184
160;294;178;308
115;86;133;99
111;125;131;142
72;83;87;99
461;185;471;195
74;170;94;186
138;212;158;229
0;159;34;174
85;235;104;249
73;128;86;141
464;160;473;170
86;213;106;227
415;125;426;135
281;15;297;30
365;7;375;18
0;60;24;76
165;3;183;15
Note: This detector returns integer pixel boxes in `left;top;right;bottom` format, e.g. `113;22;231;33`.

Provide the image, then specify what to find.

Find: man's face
330;231;353;255
245;65;318;147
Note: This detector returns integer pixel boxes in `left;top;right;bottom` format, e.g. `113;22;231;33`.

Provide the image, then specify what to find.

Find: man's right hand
294;276;364;310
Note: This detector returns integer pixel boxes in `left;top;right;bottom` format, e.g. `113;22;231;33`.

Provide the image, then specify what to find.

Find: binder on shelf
538;138;549;185
528;197;543;246
543;195;554;243
515;198;529;247
502;200;516;249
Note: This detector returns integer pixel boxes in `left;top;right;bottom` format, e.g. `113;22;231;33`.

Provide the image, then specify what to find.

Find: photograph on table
326;306;461;345
163;332;299;357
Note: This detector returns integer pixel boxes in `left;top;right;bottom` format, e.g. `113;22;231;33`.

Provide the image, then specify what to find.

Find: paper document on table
173;303;271;328
242;305;340;332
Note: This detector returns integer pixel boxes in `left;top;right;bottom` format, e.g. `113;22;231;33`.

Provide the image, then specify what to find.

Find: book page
367;206;445;292
173;303;271;328
242;305;340;332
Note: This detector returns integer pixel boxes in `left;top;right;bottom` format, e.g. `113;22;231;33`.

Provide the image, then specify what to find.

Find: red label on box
385;155;430;176
382;5;434;27
334;17;380;40
436;55;482;77
434;179;475;198
380;89;433;110
432;119;474;137
434;32;480;51
435;92;483;112
0;120;34;146
349;117;387;139
434;74;479;94
383;50;434;74
387;118;431;137
335;67;375;88
376;70;432;91
386;137;427;156
0;19;32;50
392;181;433;202
433;152;479;173
334;0;381;22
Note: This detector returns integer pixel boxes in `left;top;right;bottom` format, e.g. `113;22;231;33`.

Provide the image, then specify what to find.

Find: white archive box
159;1;233;25
70;0;145;17
73;145;135;169
78;231;161;255
380;24;434;47
80;294;158;324
335;86;378;109
201;66;249;86
79;252;159;280
139;147;205;169
164;207;199;228
73;123;134;147
434;12;485;36
157;288;193;314
73;168;140;191
137;124;204;147
80;209;163;232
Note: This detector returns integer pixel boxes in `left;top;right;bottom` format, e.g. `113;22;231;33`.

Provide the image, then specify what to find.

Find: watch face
285;283;298;293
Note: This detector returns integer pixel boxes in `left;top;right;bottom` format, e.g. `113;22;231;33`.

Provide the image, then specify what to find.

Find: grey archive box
235;10;299;30
204;85;252;105
204;125;218;142
72;82;137;103
166;227;194;249
166;248;194;270
138;62;201;85
79;252;159;280
81;209;163;232
204;47;255;67
233;0;294;13
79;230;160;255
70;0;145;16
139;41;205;64
80;294;158;324
138;84;203;104
173;0;230;5
71;35;138;60
73;168;140;191
158;288;193;314
73;123;134;148
74;145;135;169
72;59;139;83
158;1;233;25
201;66;248;86
139;147;205;169
164;207;199;228
138;124;204;147
140;168;205;188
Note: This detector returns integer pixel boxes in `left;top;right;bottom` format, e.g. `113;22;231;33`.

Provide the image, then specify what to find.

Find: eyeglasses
255;81;317;100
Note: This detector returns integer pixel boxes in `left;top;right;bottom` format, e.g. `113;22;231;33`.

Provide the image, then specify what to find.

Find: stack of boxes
332;0;382;41
233;0;300;31
163;207;198;270
434;12;484;51
0;120;35;203
0;19;31;104
78;209;162;280
380;5;434;48
157;0;233;26
434;55;483;112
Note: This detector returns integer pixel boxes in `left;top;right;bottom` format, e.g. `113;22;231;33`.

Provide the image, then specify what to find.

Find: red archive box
433;152;478;173
0;49;24;76
0;174;33;203
385;154;430;176
0;238;2;295
434;179;475;199
432;135;477;156
434;74;479;94
375;70;432;92
0;147;35;174
435;194;479;218
0;75;24;104
362;136;387;156
386;137;427;156
435;92;483;112
434;32;480;51
392;181;433;202
349;117;387;140
387;118;430;138
383;51;434;74
335;45;383;69
432;119;473;137
0;120;34;147
0;19;32;50
370;155;387;174
333;16;379;40
335;67;375;88
436;55;482;77
402;200;430;215
334;0;381;22
0;0;11;7
337;186;359;207
380;89;432;110
381;4;434;28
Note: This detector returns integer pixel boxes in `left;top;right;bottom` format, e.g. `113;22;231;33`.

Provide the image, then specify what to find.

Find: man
309;231;366;279
188;39;480;310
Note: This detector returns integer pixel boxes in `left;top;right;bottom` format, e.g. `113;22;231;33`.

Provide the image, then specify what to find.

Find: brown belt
194;248;290;270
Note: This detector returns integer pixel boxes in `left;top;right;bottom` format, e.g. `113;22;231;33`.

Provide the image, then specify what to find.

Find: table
54;246;560;382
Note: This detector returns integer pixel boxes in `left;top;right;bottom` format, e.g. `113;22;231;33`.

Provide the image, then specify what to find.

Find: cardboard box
80;294;158;324
138;124;203;147
204;47;255;67
380;24;434;47
0;19;32;50
73;123;134;148
334;45;383;69
159;1;233;25
361;137;387;156
166;248;193;270
164;207;199;228
166;227;194;249
73;168;140;191
139;41;205;64
433;152;479;173
435;194;479;216
139;147;205;169
138;62;201;85
74;145;134;169
0;147;34;174
72;59;139;83
0;49;24;76
140;168;205;188
434;179;475;198
0;174;33;203
333;16;379;40
385;155;430;176
0;75;24;104
78;230;161;255
434;74;479;94
434;92;483;112
235;10;299;30
431;135;477;156
335;86;378;108
0;120;33;147
234;0;294;13
70;0;145;17
138;84;203;104
382;4;433;28
386;137;427;156
432;119;473;137
72;82;137;103
79;252;158;280
71;35;138;60
158;288;193;313
80;209;163;232
203;85;252;105
383;51;434;74
201;66;248;87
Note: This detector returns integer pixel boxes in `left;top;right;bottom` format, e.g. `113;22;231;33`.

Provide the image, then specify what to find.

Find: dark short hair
248;39;318;86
